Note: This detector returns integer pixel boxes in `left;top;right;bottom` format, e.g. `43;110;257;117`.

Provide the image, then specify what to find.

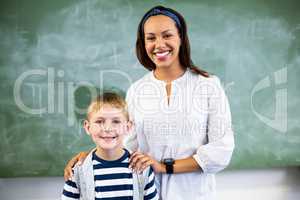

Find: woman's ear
83;119;91;135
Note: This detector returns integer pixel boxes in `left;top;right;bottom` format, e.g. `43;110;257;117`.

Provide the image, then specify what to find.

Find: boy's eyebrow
93;116;122;120
92;117;104;120
111;116;123;120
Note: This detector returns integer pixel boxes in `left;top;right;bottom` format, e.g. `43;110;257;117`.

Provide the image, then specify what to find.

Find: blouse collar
150;69;189;85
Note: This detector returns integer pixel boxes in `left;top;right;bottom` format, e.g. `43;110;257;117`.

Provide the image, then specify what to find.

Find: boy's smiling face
84;104;131;151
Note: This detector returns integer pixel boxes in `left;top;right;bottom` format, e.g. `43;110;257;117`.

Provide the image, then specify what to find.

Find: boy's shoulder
70;151;95;199
125;149;152;184
71;150;94;180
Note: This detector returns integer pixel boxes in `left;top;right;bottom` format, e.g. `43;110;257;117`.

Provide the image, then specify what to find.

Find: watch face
164;158;174;164
163;158;175;174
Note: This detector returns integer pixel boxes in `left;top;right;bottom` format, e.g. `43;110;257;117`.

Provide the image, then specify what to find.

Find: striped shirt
62;149;159;200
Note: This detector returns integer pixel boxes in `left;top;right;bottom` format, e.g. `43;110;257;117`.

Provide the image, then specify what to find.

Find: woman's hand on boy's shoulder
129;151;165;174
64;151;89;181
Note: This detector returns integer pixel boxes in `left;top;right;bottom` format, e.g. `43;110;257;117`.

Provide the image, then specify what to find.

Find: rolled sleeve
193;76;234;174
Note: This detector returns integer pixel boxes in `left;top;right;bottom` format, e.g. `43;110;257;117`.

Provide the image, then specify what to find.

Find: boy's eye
112;120;121;124
95;120;104;124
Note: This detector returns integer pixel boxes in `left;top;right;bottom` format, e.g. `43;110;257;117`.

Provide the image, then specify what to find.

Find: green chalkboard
0;0;299;177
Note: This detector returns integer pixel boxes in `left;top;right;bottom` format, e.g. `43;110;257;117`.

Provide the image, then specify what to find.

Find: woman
65;6;234;200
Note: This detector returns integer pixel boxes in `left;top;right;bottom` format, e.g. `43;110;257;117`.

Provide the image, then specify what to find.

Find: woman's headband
141;8;182;30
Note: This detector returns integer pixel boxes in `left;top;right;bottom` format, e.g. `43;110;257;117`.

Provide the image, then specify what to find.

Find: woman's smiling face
144;15;181;69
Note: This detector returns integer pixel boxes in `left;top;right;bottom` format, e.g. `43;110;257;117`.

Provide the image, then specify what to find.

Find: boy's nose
103;124;113;132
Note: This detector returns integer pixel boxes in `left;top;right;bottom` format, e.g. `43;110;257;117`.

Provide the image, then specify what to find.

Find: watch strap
165;163;174;174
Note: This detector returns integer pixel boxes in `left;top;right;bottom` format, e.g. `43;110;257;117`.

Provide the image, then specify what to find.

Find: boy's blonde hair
87;92;129;120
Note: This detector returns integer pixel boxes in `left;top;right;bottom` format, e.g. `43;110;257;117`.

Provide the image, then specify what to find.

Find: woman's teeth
155;51;169;58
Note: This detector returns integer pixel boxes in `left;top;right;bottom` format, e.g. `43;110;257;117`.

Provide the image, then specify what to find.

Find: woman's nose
155;37;166;48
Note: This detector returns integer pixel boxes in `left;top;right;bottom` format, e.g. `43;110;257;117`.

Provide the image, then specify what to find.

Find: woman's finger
63;168;71;181
140;160;153;172
78;152;88;165
129;151;142;163
64;157;78;181
129;153;145;168
135;156;151;172
63;151;88;181
130;156;145;171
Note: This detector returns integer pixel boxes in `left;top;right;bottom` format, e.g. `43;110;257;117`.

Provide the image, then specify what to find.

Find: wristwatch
163;158;175;174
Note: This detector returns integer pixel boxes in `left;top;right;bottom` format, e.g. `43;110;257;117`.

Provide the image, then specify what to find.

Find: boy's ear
126;120;134;134
83;120;91;135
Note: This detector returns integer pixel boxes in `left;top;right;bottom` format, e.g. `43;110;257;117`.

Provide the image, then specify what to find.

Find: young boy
62;92;159;200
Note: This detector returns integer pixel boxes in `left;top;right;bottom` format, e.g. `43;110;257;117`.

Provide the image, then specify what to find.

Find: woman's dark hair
136;5;209;77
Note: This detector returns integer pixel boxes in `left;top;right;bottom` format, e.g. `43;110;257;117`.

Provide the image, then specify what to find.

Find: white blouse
125;69;234;200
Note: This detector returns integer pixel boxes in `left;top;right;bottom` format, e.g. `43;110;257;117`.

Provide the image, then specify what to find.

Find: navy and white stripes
144;167;158;200
62;180;80;199
62;149;158;200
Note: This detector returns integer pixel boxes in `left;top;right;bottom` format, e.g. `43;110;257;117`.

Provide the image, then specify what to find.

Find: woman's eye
164;34;172;38
146;37;155;41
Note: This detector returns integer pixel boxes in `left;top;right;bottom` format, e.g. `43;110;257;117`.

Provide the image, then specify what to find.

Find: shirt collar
150;69;189;85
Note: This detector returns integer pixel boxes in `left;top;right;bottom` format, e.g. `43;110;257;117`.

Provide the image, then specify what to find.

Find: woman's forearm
159;157;202;174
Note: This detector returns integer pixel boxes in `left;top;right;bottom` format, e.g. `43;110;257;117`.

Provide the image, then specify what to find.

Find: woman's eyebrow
162;29;173;34
145;29;174;35
145;32;155;35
